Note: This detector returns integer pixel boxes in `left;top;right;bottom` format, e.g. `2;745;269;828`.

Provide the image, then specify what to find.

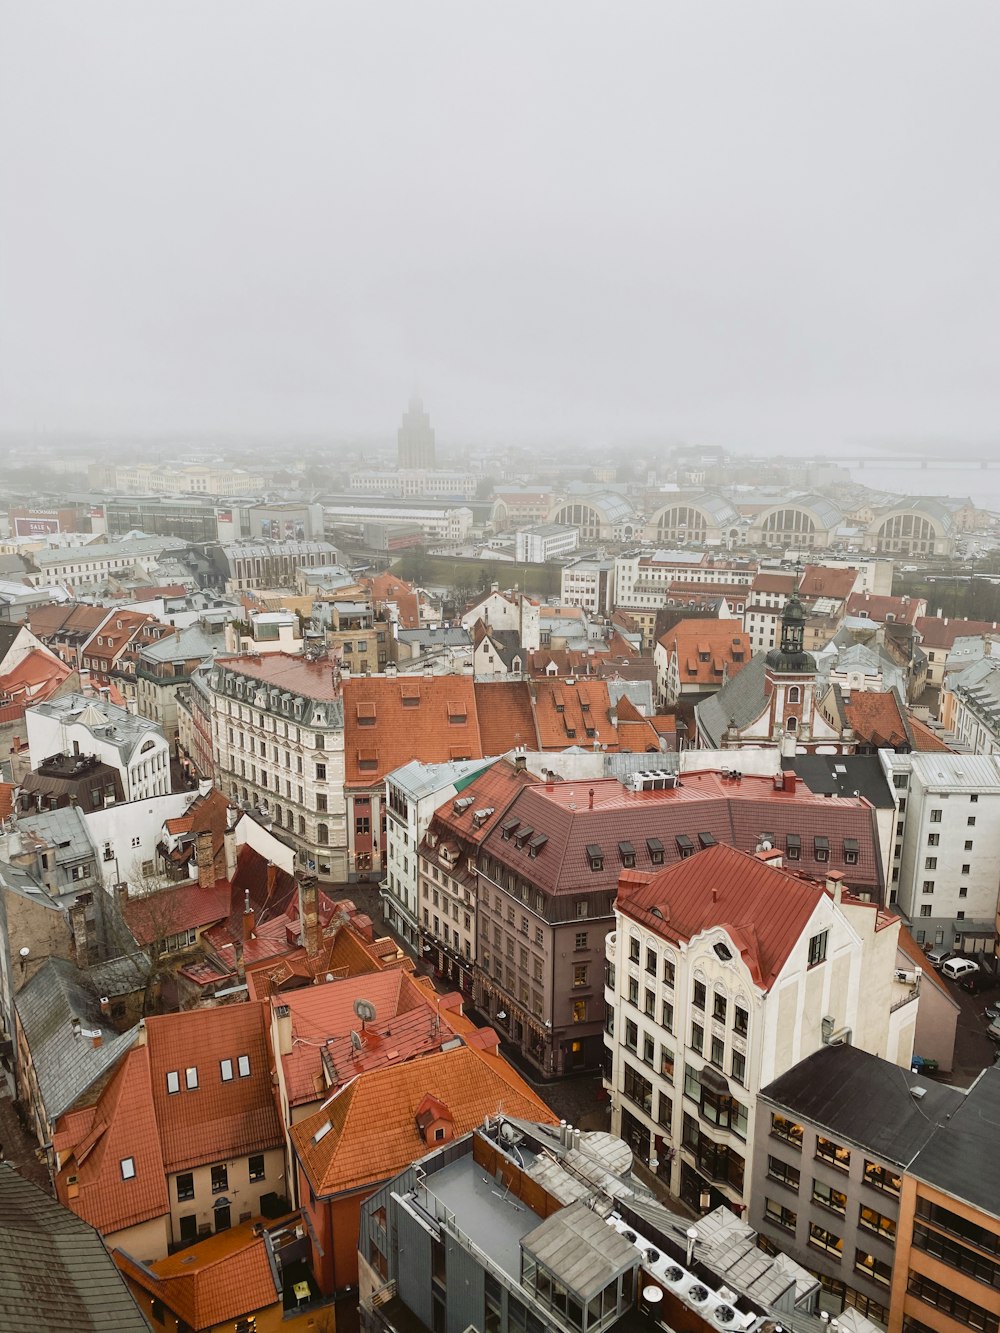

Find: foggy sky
2;1;999;449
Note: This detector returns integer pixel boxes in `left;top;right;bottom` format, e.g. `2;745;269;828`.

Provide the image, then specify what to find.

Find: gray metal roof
388;757;493;800
759;1043;964;1166
521;1199;638;1302
17;805;96;863
14;957;137;1124
138;623;218;664
780;754;895;808
0;1164;148;1332
695;651;770;747
32;536;189;566
647;490;741;526
29;693;165;763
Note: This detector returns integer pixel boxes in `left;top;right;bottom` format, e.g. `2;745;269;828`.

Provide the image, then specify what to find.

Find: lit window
120;1157;135;1180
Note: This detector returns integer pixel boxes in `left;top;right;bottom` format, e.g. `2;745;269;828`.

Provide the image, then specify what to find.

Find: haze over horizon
3;1;999;451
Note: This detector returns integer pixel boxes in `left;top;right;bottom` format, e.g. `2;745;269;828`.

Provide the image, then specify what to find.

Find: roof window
238;1054;250;1077
220;1059;233;1082
527;833;548;858
185;1066;199;1090
618;840;636;868
698;832;716;849
814;835;830;862
676;834;694;858
166;1070;180;1094
120;1157;135;1180
586;844;604;871
786;832;801;860
500;818;519;840
646;837;664;865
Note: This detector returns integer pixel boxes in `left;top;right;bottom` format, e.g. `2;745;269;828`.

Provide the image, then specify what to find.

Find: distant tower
397;395;436;470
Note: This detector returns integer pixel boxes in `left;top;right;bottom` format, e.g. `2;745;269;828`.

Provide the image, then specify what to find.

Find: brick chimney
224;825;238;880
298;874;320;957
274;1003;293;1056
195;829;214;888
69;892;94;968
243;889;255;943
827;870;844;905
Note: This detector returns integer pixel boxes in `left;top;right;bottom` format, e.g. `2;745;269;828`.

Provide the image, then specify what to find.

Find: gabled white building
27;694;171;802
604;842;913;1215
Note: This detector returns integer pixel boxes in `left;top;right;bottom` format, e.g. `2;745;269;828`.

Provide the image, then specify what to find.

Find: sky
1;1;999;450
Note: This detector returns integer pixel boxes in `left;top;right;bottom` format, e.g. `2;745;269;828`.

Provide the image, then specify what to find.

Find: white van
941;957;979;982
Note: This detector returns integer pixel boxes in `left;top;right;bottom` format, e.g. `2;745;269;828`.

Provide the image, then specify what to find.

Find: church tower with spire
764;592;821;752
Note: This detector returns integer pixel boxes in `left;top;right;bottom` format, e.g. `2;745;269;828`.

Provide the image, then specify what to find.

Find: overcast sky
2;1;998;449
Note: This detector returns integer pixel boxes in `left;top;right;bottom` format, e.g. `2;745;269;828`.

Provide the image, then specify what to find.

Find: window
691;1022;704;1054
771;1113;804;1147
930;808;942;823
807;930;828;966
710;1035;725;1068
315;763;326;781
238;1055;251;1077
575;931;589;950
786;833;801;860
249;1154;265;1182
642;1033;655;1066
663;957;675;987
767;1156;800;1190
815;1136;851;1171
572;999;587;1023
712;992;728;1023
764;1198;797;1232
628;976;639;1005
176;1172;195;1201
220;1059;233;1082
809;1222;843;1258
166;1070;180;1095
660;1047;675;1082
919;904;932;917
211;1164;228;1193
734;1005;749;1037
927;832;940;846
185;1066;198;1090
573;964;589;989
922;880;935;894
629;936;640;963
624;1019;638;1051
813;1179;847;1214
120;1157;135;1180
731;1050;746;1086
907;1273;999;1333
859;1204;896;1241
814;835;829;862
693;981;706;1011
863;1160;901;1195
925;856;937;870
969;816;977;826
854;1249;892;1288
645;947;657;975
661;999;674;1032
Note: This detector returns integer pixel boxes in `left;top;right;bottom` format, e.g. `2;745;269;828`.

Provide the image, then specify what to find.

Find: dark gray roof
14;957;137;1123
759;1044;964;1166
0;1164;148;1332
908;1065;1000;1217
695;651;769;746
781;754;896;808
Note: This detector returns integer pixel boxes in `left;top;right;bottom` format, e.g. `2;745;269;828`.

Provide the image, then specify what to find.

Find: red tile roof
751;573;796;595
123;881;231;947
291;1044;556;1197
115;1220;280;1329
343;676;483;787
481;770;883;898
842;691;911;750
145;1002;284;1174
474;681;539;754
217;651;343;699
915;616;1000;651
906;716;954;753
620;843;827;990
363;572;421;629
798;565;859;602
54;1046;169;1236
846;592;925;625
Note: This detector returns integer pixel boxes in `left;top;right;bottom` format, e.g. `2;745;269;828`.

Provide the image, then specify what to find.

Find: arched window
787;686;801;704
298;816;306;836
286;809;294;830
317;824;329;846
786;715;798;733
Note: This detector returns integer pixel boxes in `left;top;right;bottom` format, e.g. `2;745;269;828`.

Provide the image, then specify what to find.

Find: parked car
988;1020;1000;1043
910;1055;939;1073
941;957;980;982
985;1003;1000;1022
925;947;956;969
962;970;1000;995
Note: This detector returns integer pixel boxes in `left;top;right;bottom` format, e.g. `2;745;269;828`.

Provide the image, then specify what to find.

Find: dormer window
447;701;467;725
514;826;534;849
646;837;664;866
500;818;519;840
586;844;604;871
698;832;716;849
843;838;859;865
814;835;830;862
676;834;694;859
618;840;636;868
528;833;548;858
786;833;801;860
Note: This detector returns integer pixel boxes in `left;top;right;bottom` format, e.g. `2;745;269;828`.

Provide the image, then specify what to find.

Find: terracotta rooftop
915;615;1000;651
54;1046;169;1237
343;676;483;787
846;592;925;626
841;690;911;750
620;842;828;990
363;572;420;629
750;572;796;595
291;1044;556;1197
798;565;858;602
145;1002;284;1175
115;1219;280;1329
907;716;954;753
532;677;619;751
123;881;231;948
473;680;539;754
657;619;751;688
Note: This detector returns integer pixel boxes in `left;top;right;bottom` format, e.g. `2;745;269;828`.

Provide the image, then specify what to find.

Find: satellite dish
350;1030;364;1051
353;998;377;1026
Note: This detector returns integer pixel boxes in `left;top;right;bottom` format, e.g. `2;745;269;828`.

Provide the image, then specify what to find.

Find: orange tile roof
145;1003;284;1174
364;572;420;629
54;1046;169;1236
532;677;619;751
115;1220;279;1328
798;565;858;602
218;651;343;699
751;572;796;595
291;1044;556;1197
846;592;924;625
657;619;751;688
915;615;1000;651
474;681;539;754
842;691;910;750
907;715;954;753
343;676;483;787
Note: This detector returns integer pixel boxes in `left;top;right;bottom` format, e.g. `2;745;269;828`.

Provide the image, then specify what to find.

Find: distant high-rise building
396;395;436;469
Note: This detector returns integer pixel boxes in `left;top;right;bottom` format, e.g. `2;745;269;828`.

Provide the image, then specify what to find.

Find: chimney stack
827;871;844;905
588;787;594;809
69;893;94;968
243;888;255;942
224;825;238;880
195;829;214;888
275;1003;293;1056
298;874;320;957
